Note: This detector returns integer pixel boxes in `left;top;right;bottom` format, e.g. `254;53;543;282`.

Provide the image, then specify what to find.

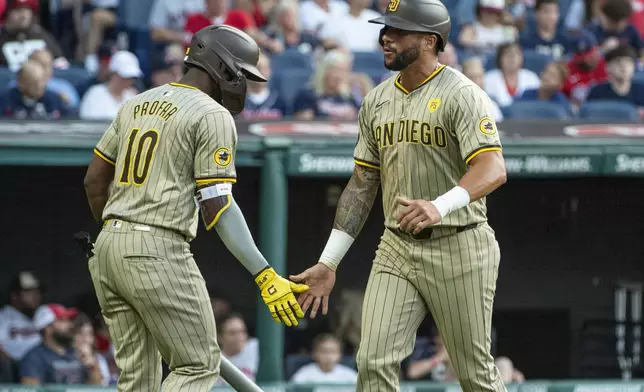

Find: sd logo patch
388;0;400;12
214;147;232;167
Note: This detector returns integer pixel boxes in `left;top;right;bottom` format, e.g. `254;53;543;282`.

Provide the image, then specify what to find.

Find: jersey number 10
119;128;160;186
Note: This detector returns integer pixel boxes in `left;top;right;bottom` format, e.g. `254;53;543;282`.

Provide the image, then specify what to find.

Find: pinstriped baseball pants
89;220;220;392
355;223;506;392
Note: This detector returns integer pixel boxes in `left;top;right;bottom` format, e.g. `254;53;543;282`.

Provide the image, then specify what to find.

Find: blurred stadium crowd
0;0;641;122
0;271;526;386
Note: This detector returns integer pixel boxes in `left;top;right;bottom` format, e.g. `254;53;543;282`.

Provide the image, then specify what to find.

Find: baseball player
83;25;308;392
290;1;508;391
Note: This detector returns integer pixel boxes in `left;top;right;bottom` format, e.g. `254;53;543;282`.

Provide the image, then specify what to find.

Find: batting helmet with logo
184;25;266;114
369;0;451;51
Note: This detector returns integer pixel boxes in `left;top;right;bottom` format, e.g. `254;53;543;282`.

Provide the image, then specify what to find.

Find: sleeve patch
478;117;497;136
214;147;233;167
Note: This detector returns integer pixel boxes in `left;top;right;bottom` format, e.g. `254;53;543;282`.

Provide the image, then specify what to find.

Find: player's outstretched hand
396;197;441;234
290;263;336;319
255;267;309;327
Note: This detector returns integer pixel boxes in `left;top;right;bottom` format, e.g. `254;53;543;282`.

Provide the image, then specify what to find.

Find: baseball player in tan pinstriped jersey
83;26;308;392
291;0;508;391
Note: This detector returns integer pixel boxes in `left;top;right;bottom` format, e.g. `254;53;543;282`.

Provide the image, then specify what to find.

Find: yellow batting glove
255;267;309;327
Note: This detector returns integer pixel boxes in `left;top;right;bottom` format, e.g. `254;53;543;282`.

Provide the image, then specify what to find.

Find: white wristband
431;186;470;218
319;229;355;271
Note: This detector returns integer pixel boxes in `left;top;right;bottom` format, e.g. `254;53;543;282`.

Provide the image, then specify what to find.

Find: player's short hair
495;42;523;70
605;44;637;62
311;333;341;352
535;0;559;10
601;0;632;22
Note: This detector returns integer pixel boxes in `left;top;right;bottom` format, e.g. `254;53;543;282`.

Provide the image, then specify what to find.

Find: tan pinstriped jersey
94;83;237;241
354;65;502;228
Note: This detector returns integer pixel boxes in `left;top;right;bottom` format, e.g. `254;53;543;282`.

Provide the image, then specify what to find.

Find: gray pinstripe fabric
352;66;506;392
353;66;503;230
95;83;238;242
90;222;220;392
90;83;237;391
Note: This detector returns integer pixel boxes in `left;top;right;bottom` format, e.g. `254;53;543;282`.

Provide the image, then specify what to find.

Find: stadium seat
352;52;385;72
485;49;552;75
579;100;640;121
0;68;15;90
505;101;570;119
53;67;91;90
277;68;312;109
271;50;313;71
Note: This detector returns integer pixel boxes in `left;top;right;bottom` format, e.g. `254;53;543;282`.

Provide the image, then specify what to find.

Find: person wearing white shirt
318;0;382;52
462;56;504;122
484;42;541;107
458;0;517;56
79;50;142;120
299;0;349;36
216;314;259;385
291;334;358;384
0;272;42;361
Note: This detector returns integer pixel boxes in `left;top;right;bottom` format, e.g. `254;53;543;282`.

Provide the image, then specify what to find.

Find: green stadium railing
1;380;643;392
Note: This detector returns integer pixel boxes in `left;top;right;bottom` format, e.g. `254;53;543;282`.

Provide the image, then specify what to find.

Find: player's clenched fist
255;267;309;327
396;197;442;234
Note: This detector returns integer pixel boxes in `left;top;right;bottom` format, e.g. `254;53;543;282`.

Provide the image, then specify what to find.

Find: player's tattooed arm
333;164;381;238
84;154;115;222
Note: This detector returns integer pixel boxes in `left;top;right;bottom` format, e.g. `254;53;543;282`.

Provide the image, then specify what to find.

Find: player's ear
422;33;437;53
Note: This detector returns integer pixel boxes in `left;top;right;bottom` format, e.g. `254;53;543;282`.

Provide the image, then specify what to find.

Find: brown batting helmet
184;25;267;114
369;0;452;51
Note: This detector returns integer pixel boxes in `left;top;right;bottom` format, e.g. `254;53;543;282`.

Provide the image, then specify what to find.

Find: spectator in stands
209;289;231;320
78;44;114;97
265;0;326;54
0;0;68;72
565;0;602;32
150;54;182;88
83;0;120;75
240;53;288;119
462;57;504;121
26;49;79;109
504;0;528;30
587;44;644;114
0;60;71;119
253;0;278;28
291;334;357;384
293;50;359;120
20;304;102;385
405;329;455;381
318;0;382;52
330;289;363;355
0;272;42;363
217;314;259;384
439;42;460;70
458;0;518;56
520;0;573;60
79;50;142;120
184;0;284;54
149;0;204;44
590;0;644;57
72;314;109;385
495;357;525;383
299;0;349;36
485;42;541;107
562;30;608;104
0;356;12;383
518;61;573;114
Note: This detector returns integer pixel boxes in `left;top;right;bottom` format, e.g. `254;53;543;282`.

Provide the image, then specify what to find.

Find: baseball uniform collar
394;64;446;95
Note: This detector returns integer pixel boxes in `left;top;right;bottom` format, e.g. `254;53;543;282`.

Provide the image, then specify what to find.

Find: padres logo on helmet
214;147;232;167
388;0;400;11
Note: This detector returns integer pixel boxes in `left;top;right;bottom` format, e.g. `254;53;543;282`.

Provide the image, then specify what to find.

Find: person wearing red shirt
184;0;283;52
562;30;609;105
